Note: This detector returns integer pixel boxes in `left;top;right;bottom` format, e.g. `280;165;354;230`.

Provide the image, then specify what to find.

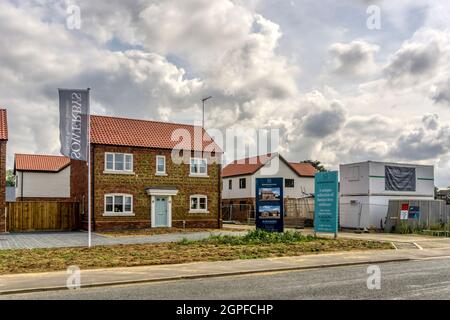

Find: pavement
5;258;450;300
0;230;244;250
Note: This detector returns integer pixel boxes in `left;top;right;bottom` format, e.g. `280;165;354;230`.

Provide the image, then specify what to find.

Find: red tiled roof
15;154;71;172
0;109;8;141
222;154;275;177
90;115;222;152
288;162;317;177
222;153;317;178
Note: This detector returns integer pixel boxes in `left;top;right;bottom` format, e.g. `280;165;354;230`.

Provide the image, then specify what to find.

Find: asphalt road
3;258;450;300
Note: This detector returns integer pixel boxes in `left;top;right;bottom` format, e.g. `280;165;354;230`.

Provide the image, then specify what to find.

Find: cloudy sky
1;0;450;186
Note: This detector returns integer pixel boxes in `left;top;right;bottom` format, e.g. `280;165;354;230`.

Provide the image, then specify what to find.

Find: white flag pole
87;88;92;248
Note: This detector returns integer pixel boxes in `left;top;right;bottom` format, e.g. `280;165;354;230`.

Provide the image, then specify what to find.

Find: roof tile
15;154;70;172
90;115;222;152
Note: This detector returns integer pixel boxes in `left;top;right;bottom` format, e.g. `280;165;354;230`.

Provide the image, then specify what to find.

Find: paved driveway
0;231;244;250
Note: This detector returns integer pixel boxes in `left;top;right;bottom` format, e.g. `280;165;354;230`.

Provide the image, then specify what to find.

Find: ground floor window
105;194;133;214
190;195;208;212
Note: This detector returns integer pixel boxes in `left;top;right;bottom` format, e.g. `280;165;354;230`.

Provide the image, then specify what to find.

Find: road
3;257;450;300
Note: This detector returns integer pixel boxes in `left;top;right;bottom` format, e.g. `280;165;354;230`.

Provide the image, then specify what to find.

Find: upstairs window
105;153;133;172
229;179;232;190
190;158;207;176
285;179;295;188
239;178;247;189
156;156;166;174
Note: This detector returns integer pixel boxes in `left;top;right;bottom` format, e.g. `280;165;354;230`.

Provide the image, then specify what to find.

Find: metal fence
385;200;450;233
222;204;255;223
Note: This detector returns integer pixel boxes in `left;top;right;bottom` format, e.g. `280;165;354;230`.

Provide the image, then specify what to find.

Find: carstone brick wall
0;141;6;232
82;145;221;231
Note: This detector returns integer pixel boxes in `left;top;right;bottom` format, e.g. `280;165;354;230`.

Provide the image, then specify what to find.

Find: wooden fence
6;202;80;232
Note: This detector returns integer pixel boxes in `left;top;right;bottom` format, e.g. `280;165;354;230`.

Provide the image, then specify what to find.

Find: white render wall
222;155;315;200
339;161;435;229
15;166;71;199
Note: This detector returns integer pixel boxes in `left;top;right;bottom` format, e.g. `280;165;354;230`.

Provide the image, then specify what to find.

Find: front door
155;197;169;227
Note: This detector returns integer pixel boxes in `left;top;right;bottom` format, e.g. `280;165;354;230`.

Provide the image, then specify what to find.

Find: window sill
189;210;210;214
155;173;168;176
103;212;135;217
103;171;135;175
189;174;209;178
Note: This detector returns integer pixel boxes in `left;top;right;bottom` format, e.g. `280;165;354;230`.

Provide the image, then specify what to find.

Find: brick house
0;109;7;233
222;153;316;221
14;154;71;201
74;115;222;231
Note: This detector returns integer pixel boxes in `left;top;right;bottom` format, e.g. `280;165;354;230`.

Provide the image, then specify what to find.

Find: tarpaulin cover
385;166;416;191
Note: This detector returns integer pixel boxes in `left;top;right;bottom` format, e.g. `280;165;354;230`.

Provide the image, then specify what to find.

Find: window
285;179;295;188
190;158;207;175
239;178;246;189
228;179;232;190
156;156;166;174
105;194;133;214
348;166;360;181
105;153;133;172
190;195;208;212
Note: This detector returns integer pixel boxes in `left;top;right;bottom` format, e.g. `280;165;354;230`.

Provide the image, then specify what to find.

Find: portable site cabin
339;161;435;229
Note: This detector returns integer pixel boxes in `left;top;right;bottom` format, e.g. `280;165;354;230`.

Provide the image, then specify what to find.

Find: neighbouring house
0;109;7;233
436;188;450;204
14;154;71;201
72;115;222;231
221;153;316;221
340;161;435;230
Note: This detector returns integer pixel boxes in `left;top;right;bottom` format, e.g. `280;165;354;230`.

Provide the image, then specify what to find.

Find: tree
302;160;327;172
6;169;15;187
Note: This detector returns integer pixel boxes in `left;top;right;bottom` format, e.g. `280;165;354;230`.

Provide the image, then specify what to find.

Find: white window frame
189;195;208;213
104;152;134;173
103;194;134;216
190;157;208;176
156;155;167;175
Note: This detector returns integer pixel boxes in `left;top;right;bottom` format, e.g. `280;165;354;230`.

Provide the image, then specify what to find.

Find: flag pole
87;88;92;248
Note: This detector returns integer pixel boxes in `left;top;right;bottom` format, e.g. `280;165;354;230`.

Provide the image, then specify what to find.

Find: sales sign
255;178;284;233
314;171;339;235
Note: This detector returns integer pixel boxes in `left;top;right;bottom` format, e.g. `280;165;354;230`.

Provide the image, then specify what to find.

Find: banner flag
59;89;90;161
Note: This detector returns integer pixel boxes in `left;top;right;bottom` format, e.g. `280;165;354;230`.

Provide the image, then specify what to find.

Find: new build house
14;154;71;201
0;109;7;233
222;153;316;221
340;161;435;229
73;115;222;231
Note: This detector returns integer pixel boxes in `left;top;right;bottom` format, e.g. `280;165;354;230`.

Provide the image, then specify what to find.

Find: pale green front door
155;197;169;227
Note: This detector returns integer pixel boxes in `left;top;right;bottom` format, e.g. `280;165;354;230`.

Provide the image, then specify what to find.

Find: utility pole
202;96;212;129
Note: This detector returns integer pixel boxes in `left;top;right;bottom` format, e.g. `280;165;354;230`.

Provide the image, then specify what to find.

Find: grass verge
99;227;241;237
0;231;392;275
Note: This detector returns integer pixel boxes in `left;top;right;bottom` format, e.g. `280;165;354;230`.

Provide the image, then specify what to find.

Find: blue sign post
256;178;284;233
314;171;339;238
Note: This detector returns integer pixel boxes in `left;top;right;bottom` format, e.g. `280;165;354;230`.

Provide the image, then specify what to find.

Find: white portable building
339;161;435;229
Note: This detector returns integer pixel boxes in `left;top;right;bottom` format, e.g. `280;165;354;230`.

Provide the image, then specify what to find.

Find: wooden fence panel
6;202;80;232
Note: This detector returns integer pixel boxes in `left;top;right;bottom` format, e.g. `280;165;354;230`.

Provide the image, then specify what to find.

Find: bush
180;229;316;245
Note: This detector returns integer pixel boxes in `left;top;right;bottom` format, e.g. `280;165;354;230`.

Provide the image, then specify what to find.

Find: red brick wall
70;159;88;215
0;141;6;233
79;145;222;231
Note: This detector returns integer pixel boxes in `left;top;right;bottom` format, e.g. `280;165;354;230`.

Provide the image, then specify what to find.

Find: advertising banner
314;171;339;235
59;88;90;161
255;178;284;233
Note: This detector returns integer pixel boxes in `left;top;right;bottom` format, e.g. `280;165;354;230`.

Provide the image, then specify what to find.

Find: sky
1;0;450;186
